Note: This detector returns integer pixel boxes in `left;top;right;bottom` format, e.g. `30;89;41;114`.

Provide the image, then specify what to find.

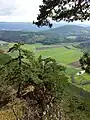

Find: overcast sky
0;0;90;25
0;0;42;22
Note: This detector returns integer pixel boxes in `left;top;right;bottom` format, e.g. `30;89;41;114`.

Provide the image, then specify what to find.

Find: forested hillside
0;25;90;45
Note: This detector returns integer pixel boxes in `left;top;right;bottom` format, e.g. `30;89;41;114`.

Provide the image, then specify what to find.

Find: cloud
0;7;16;16
0;0;17;16
0;0;43;22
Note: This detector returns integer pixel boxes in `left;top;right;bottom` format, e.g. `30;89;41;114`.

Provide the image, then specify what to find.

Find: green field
1;43;82;65
0;54;11;65
75;73;90;82
1;41;90;92
74;73;90;92
36;47;82;64
0;42;83;68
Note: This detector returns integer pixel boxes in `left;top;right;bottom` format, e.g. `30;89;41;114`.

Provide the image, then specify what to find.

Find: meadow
36;46;82;64
74;73;90;92
0;42;83;65
1;41;90;92
0;42;82;74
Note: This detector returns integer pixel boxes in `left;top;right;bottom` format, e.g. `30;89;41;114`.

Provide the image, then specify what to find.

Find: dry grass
0;109;16;120
0;99;24;120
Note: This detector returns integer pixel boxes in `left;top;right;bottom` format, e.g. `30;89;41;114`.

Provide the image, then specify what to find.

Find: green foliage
79;42;90;52
79;52;90;73
0;54;11;65
0;43;70;119
8;43;24;53
63;96;90;120
0;43;68;98
0;43;90;119
34;0;90;27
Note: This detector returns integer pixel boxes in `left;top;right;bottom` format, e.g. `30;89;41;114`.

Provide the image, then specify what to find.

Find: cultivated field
0;42;82;72
36;46;83;64
0;41;90;92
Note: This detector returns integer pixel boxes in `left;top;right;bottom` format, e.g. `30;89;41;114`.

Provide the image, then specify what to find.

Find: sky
0;0;90;26
0;0;42;22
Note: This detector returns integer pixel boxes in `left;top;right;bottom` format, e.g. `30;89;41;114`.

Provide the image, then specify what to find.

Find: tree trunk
17;82;21;97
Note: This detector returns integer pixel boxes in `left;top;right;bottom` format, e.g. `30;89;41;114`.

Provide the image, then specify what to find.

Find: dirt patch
69;61;81;68
0;49;5;54
36;45;62;50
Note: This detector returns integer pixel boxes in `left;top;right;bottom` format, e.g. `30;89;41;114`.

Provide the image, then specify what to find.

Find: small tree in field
79;52;90;73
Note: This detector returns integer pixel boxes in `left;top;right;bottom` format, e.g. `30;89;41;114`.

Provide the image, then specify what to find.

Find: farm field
36;46;83;64
0;42;83;65
74;73;90;92
75;73;90;82
0;41;90;92
0;42;82;70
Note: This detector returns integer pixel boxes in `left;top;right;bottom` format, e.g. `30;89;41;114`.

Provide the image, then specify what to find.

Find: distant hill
0;22;66;32
0;24;90;44
44;25;90;36
0;22;51;32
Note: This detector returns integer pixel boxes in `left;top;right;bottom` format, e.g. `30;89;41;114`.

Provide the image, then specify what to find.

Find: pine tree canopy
34;0;90;27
